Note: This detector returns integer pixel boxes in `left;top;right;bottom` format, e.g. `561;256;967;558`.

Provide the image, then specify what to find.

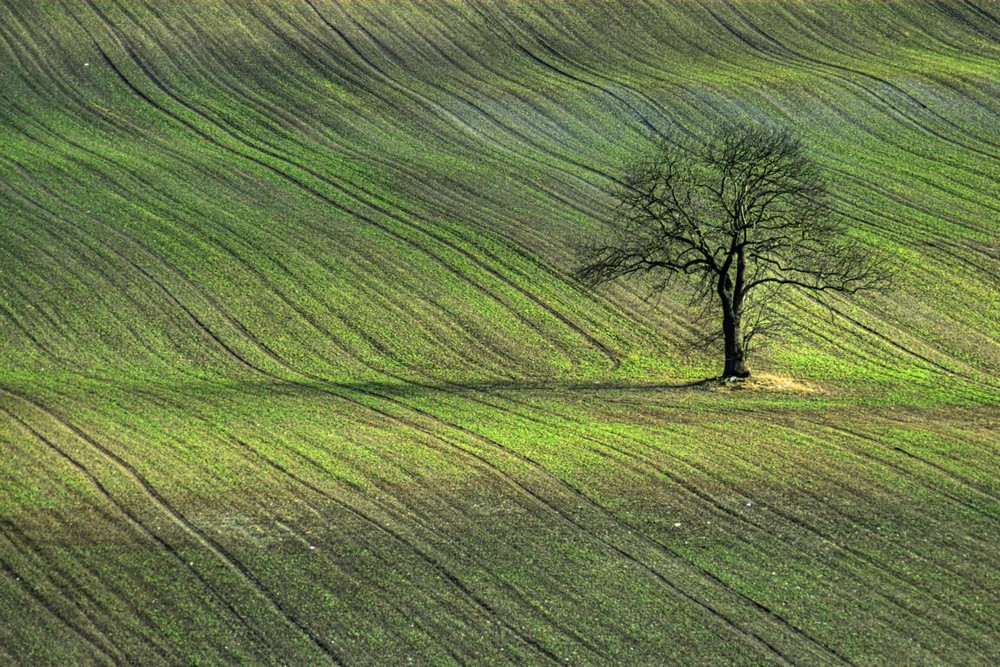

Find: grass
1;0;998;664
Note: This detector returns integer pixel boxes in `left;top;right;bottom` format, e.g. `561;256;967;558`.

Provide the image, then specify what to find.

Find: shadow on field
321;376;723;400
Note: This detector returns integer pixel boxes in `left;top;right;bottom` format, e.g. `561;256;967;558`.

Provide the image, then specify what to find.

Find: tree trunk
722;306;751;379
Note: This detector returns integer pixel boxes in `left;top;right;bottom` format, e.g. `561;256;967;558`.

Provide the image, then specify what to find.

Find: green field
1;1;998;664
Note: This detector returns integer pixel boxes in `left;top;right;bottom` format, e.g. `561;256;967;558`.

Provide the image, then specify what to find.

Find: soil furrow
0;391;344;665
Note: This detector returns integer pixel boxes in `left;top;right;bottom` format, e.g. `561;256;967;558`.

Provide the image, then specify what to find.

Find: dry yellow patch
713;373;826;394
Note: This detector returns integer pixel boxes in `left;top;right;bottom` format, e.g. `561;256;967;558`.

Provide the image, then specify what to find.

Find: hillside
1;1;998;664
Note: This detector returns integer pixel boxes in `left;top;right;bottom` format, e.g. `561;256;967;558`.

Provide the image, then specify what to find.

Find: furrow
0;390;344;665
0;531;119;666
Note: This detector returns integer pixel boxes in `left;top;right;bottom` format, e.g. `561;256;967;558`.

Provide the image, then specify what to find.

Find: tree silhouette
577;123;890;378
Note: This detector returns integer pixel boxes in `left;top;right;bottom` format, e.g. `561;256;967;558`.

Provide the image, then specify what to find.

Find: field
1;1;998;664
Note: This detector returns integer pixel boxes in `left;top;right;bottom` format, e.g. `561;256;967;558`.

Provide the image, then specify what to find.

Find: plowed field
1;2;997;664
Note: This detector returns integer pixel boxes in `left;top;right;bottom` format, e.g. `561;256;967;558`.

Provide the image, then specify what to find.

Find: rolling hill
1;1;998;664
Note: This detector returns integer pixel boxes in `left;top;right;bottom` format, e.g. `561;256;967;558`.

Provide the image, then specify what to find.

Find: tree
577;122;890;379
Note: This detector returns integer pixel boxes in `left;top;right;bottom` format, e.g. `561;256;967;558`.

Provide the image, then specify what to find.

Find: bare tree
577;122;890;379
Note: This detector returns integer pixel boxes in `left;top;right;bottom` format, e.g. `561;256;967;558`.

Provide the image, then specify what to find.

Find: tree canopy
577;123;891;378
